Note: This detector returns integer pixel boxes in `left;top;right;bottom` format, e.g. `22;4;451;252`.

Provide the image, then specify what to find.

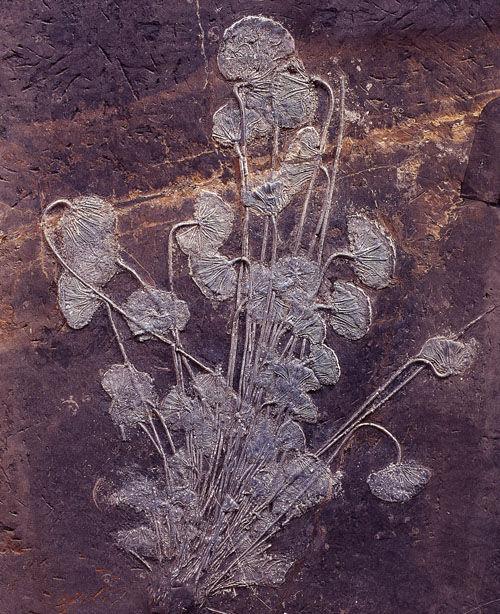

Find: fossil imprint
42;15;482;608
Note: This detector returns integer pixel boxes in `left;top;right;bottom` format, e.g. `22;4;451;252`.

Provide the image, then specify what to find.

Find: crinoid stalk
42;15;483;612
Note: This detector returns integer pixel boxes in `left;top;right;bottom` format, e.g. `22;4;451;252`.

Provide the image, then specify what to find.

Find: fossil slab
0;3;498;614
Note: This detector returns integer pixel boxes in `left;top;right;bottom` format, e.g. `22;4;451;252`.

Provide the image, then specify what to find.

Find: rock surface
0;1;499;613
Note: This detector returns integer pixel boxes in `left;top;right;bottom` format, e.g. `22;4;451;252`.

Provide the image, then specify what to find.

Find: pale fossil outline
41;14;486;610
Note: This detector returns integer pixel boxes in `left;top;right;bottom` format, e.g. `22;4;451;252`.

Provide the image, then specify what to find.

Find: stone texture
0;1;499;613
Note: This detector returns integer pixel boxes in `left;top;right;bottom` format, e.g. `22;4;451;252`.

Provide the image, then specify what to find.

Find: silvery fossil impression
41;15;484;611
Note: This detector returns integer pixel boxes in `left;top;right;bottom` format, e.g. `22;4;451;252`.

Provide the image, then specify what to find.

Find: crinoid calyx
189;252;238;301
308;343;341;385
271;60;318;129
124;287;190;340
56;195;119;285
347;215;396;289
212;99;271;147
367;461;432;503
177;191;234;257
41;13;482;612
281;126;322;192
101;364;158;436
243;176;289;216
416;336;478;377
217;16;295;83
57;271;101;329
326;280;372;340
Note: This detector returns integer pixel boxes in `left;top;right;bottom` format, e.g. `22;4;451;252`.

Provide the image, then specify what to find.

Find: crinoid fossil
42;15;485;612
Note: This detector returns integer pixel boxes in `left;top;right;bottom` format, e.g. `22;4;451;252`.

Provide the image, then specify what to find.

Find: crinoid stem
261;217;270;261
233;83;249;189
105;303;131;366
316;74;347;263
139;421;172;492
172;344;183;388
299;337;308;359
227;298;247;390
315;360;419;457
308;164;331;257
293;77;335;254
41;207;214;374
129;549;153;571
234;258;254;392
151;405;176;455
315;76;337;153
245;216;278;400
181;353;196;380
199;427;223;503
185;432;200;490
206;607;232;614
239;314;254;399
152;516;166;561
451;304;497;339
229;256;250;268
269;320;285;349
199;429;225;517
327;422;403;464
280;333;296;358
116;257;152;287
172;329;185;390
234;142;249;193
272;126;280;169
228;85;251;388
227;261;251;387
319;250;354;282
167;220;198;291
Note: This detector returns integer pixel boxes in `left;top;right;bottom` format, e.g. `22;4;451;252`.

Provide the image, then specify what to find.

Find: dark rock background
0;1;498;613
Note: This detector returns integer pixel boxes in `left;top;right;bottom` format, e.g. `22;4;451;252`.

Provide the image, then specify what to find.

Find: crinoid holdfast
41;15;486;612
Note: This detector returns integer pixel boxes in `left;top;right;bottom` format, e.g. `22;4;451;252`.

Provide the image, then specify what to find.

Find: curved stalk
308;165;330;257
317;308;494;459
317;250;354;285
315;77;337;153
316;360;418;457
316;74;347;263
293;78;335;254
245;216;278;400
117;257;152;287
227;83;251;388
139;421;172;491
227;260;251;387
272;126;280;169
260;217;270;261
167;220;198;291
151;406;176;455
105;303;130;366
233;83;249;190
325;421;402;464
